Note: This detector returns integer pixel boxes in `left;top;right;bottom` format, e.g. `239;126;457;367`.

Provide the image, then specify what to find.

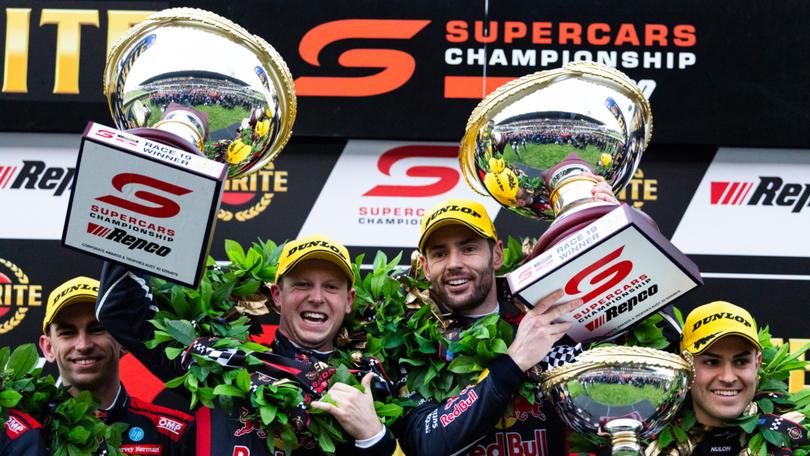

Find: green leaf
236;369;251;393
658;426;673;447
224;239;247;266
68;426;91;444
0;389;22;408
164;319;197;346
232;279;261;297
448;355;483;374
7;344;39;379
213;384;245;398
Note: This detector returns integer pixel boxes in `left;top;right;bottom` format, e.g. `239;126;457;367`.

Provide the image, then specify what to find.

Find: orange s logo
295;19;431;97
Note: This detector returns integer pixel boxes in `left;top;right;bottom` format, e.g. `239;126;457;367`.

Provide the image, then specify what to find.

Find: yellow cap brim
276;250;354;285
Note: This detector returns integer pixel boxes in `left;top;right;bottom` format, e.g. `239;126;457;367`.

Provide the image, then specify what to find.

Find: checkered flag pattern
540;343;583;369
182;337;243;370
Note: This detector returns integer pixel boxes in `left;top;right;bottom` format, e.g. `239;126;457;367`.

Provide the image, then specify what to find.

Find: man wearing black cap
40;276;195;455
396;198;585;456
96;234;397;455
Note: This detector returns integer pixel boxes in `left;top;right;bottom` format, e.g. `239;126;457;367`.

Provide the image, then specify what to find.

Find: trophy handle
603;418;643;456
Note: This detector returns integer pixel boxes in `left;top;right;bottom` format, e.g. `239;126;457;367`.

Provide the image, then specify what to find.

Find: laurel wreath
0;258;30;334
218;193;274;222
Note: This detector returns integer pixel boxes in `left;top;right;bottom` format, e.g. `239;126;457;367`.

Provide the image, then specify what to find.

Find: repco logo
218;162;288;222
96;173;192;218
711;177;810;213
295;19;431;97
364;145;459;197
89;226;171;257
565;246;632;306
0;258;43;335
0;160;75;196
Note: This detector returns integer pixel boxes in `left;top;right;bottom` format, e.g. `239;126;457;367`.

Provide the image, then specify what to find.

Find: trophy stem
604;418;642;456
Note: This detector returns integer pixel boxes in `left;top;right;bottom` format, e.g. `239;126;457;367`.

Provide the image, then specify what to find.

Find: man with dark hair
646;300;809;456
97;234;397;455
397;198;586;456
40;276;195;455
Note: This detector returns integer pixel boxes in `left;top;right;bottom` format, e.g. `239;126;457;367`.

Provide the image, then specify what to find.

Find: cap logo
426;205;481;226
692;332;719;351
287;240;344;258
51;283;98;303
691;312;752;331
506;172;517;189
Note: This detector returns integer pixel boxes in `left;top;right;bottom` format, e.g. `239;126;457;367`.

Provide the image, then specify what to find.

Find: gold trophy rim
459;61;653;199
540;345;694;395
102;7;297;178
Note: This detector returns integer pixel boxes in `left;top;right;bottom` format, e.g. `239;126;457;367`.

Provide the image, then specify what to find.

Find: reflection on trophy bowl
104;8;296;178
460;61;652;224
541;346;693;455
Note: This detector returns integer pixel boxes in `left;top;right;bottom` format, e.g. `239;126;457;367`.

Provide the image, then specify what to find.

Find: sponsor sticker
0;258;42;335
671;148;810;257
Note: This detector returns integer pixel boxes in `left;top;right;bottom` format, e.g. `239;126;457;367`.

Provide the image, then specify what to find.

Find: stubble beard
433;264;496;315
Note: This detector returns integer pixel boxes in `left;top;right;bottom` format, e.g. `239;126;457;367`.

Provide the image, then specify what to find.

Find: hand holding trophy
62;8;295;287
459;62;700;455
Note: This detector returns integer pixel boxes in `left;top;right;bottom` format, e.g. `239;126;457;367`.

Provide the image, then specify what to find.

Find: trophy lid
104;8;296;179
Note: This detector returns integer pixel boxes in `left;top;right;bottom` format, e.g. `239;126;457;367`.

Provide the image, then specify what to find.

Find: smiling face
39;302;122;393
271;259;354;352
692;335;761;427
422;225;503;316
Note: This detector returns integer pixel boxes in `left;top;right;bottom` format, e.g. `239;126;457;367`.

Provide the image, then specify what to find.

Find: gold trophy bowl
541;346;694;456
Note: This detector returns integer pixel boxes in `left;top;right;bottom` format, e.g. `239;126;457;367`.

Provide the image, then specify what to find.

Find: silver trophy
63;8;296;287
541;346;694;456
104;7;296;178
460;60;651;255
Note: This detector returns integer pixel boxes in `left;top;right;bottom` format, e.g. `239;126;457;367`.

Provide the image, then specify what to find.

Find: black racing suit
1;409;46;456
96;262;397;456
99;384;196;456
397;305;569;456
691;427;743;456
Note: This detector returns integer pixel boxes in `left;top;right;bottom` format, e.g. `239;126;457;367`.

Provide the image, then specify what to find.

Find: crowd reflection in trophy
26;6;808;456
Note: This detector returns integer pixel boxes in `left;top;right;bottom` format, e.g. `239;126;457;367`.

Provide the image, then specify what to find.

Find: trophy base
604;418;642;456
506;204;702;342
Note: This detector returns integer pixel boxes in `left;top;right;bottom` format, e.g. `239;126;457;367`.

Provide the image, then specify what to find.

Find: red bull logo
469;430;548;456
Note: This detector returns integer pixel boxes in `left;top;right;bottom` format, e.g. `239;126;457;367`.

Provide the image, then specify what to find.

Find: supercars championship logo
87;173;190;258
218;162;288;222
294;19;699;100
0;258;42;335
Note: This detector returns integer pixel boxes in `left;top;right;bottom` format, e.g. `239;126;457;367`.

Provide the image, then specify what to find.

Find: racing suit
1;409;46;456
99;384;196;456
96;262;397;455
397;304;569;456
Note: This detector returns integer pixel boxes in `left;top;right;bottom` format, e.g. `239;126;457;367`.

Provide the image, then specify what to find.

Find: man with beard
397;197;590;456
40;276;195;455
96;235;397;455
